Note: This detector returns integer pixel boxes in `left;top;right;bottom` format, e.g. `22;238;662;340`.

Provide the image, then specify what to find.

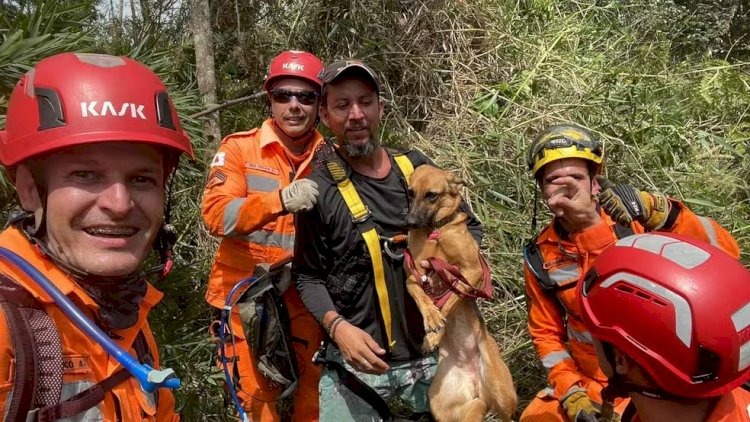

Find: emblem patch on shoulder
211;152;226;167
206;171;227;189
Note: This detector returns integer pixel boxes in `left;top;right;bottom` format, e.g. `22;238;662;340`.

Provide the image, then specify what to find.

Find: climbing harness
217;258;297;422
326;152;414;350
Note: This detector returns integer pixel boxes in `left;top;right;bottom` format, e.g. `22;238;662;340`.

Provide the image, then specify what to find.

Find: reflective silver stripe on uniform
540;387;554;397
602;272;692;347
549;264;580;285
246;174;279;193
567;325;594;344
697;216;718;247
59;381;103;421
732;301;750;371
223;198;246;236
541;350;573;369
2;391;11;421
142;389;156;412
243;230;295;251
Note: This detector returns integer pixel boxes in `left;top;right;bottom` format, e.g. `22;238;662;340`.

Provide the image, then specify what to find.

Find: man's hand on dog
544;175;601;231
334;321;389;374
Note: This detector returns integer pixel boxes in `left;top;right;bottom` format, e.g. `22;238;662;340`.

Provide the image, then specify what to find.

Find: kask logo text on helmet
80;101;147;119
282;62;304;71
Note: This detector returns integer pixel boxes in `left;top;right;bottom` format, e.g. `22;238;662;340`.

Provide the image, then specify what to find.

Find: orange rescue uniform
0;226;178;421
521;203;740;421
628;388;750;421
201;118;324;422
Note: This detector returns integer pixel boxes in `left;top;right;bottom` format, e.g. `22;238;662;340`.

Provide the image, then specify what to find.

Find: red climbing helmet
0;52;193;167
579;232;750;398
263;50;324;92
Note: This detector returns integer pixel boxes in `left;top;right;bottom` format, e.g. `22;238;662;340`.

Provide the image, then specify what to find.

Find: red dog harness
403;230;493;310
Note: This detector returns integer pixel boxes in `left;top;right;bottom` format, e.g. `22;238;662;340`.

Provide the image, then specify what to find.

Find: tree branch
190;91;266;118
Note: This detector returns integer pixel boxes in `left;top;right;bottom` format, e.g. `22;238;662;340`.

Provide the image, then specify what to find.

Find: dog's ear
447;172;466;194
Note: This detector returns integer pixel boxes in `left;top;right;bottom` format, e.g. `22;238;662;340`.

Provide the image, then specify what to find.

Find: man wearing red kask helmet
579;232;750;421
0;52;193;421
201;50;325;421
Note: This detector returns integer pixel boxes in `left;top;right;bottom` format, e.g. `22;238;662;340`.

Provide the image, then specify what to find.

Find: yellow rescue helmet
527;124;603;177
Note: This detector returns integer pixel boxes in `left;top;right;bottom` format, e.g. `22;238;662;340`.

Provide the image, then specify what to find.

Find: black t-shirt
292;148;483;361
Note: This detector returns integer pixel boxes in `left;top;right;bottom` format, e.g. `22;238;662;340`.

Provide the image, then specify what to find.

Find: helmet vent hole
615;285;634;294
156;92;176;130
35;88;66;130
652;298;668;307
635;291;651;301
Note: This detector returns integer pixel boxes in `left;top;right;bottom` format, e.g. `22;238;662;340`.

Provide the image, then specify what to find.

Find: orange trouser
221;286;323;422
520;389;629;422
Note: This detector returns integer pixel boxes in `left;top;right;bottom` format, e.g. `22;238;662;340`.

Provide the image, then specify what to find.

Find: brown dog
404;165;517;422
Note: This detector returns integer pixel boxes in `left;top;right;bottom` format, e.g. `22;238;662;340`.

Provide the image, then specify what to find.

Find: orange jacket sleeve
660;200;740;259
525;264;585;398
201;136;285;237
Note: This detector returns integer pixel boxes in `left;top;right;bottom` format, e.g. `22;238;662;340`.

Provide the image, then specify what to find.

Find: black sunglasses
270;89;319;105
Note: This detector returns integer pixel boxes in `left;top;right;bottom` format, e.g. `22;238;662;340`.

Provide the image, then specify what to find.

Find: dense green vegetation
2;0;748;420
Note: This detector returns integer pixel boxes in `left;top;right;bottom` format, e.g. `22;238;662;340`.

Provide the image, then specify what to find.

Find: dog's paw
423;307;445;332
422;308;446;351
422;328;444;352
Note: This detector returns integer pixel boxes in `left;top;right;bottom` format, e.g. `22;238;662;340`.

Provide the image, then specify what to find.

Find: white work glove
281;179;319;213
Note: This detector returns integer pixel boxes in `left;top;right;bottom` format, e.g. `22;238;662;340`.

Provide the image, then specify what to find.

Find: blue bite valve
0;247;181;392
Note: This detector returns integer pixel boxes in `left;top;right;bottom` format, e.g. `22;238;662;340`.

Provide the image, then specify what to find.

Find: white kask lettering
80;101;146;119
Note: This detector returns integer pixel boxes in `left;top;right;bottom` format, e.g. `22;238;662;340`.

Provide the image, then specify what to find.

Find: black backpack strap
35;331;153;421
35;368;131;422
26;303;63;409
525;223;635;294
523;240;557;292
613;223;635;239
132;330;159;409
0;274;38;422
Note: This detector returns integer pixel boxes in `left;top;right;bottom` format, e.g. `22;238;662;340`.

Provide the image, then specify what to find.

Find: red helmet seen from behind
0;52;193;167
579;233;750;399
263;50;324;92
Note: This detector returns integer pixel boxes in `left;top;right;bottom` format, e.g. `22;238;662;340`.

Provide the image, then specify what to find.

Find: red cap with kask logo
0;52;193;166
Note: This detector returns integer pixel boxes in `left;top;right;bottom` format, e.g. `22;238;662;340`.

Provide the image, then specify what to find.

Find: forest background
1;0;749;420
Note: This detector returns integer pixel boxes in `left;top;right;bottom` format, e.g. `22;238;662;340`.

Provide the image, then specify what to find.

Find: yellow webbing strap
335;177;393;349
393;154;414;184
333;154;415;351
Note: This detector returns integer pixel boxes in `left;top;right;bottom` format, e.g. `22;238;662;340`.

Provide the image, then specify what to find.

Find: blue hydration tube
220;276;258;422
0;247;180;393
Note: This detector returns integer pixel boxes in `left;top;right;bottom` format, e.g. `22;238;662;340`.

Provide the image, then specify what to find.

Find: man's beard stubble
341;136;380;159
